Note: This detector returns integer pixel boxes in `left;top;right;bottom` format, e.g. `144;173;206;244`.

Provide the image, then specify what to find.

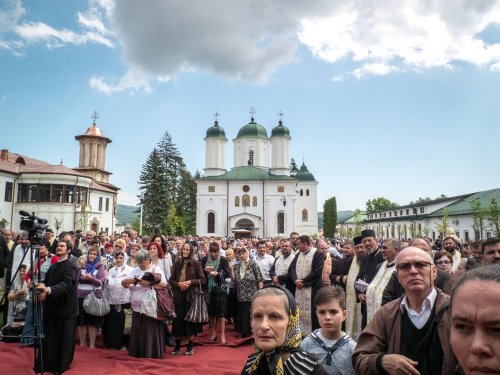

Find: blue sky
1;0;500;211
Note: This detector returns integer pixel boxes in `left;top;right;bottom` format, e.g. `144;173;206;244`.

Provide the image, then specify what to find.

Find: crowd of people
0;227;499;374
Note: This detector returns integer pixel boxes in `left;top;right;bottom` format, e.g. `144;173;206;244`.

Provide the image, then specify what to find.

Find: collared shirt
254;253;274;281
399;288;438;329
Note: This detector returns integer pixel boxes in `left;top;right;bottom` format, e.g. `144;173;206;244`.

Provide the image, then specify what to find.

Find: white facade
196;118;318;238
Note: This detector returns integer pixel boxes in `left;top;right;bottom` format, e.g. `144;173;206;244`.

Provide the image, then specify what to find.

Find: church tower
270;115;291;176
74;112;113;186
233;109;270;168
204;117;227;177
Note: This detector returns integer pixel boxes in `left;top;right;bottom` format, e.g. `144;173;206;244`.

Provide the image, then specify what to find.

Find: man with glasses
353;246;457;375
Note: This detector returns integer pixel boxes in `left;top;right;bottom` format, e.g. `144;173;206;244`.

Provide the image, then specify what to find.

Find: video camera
19;210;49;241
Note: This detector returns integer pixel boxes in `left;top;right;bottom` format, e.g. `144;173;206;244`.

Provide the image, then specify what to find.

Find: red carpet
0;323;255;375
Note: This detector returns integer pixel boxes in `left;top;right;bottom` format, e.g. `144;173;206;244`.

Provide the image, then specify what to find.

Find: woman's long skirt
129;311;165;358
171;302;202;338
103;304;129;349
236;301;252;337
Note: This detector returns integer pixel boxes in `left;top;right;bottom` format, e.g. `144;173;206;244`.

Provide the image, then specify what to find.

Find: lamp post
139;192;144;236
281;195;287;237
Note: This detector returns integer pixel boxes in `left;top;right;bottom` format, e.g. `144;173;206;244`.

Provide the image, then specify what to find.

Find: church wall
196;181;228;236
233;138;270;168
294;181;319;236
205;139;226;171
263;181;296;237
0;172;15;228
88;190;115;234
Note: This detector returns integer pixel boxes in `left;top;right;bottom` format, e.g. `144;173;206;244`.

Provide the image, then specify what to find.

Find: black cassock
34;258;78;374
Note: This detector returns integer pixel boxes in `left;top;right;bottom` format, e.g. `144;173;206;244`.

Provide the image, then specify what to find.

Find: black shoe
172;340;182;355
185;342;194;356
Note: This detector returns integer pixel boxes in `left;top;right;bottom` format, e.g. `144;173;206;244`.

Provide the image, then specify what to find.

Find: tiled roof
199;166;295;181
427;188;500;217
91;182;117;193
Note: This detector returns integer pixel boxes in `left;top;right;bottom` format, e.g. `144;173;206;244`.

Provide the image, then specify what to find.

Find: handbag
123;308;133;335
140;288;158;319
185;285;208;323
83;290;110;317
156;283;176;320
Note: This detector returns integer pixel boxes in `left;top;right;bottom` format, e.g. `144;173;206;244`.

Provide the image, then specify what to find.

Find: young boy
300;286;356;375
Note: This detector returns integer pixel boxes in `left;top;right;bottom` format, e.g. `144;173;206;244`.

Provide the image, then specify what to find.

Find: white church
196;114;318;238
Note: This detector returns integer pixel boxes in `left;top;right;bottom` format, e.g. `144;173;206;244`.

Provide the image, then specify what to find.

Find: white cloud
298;1;500;76
352;63;399;79
118;191;139;206
89;67;152;94
0;0;113;53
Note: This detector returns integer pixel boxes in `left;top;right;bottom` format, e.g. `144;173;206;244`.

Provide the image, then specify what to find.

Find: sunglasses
396;261;432;272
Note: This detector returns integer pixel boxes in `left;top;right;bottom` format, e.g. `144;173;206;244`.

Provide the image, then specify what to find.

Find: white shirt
106;264;132;305
254;253;274;281
399;288;438;329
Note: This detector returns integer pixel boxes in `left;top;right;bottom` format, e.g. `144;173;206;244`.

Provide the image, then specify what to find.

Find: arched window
300;189;303;196
306;189;310;196
207;212;215;233
277;212;284;234
248;150;254;166
302;209;308;222
235;196;240;207
252;196;257;207
242;194;250;207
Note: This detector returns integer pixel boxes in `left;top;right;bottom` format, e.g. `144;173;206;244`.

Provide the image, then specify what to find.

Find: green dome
205;121;227;139
270;120;291;138
295;162;316;181
236;120;268;139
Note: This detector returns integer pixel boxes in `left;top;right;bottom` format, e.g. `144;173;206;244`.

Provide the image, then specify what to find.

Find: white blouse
127;265;166;312
105;264;132;305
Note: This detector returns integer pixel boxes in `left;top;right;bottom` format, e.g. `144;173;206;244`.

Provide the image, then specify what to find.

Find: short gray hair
395;246;433;266
135;249;151;263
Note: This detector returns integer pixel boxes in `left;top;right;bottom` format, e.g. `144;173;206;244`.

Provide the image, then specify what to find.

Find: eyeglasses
435;260;451;265
396;261;432;272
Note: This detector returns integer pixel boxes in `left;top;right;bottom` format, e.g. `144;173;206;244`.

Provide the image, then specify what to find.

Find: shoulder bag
185;284;208;323
83;290;110;317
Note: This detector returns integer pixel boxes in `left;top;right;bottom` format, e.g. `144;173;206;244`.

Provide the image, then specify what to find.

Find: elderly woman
103;251;132;349
434;250;453;275
242;286;327;374
169;242;206;355
450;264;500;375
232;247;263;338
77;246;106;348
201;241;230;344
121;249;167;358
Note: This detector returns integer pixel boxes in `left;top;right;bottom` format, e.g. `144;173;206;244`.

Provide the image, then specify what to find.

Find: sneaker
185;343;194;356
172;345;182;355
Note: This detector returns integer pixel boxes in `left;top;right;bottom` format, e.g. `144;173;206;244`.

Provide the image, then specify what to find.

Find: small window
277;186;284;193
252;196;257;207
242;195;250;207
98;197;103;211
207;212;215;233
389;212;392;217
235;196;240;207
300;189;303;196
464;231;469;241
248;150;254;166
105;198;110;211
400;210;403;215
406;209;409;215
302;209;308;222
306;189;310;196
243;185;250;192
420;207;425;213
208;186;215;192
4;182;12;202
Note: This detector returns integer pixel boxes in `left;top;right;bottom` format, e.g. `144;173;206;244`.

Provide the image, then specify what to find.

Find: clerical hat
361;229;376;239
353;236;363;245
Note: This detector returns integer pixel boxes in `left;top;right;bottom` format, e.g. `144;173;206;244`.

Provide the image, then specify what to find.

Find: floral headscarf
246;285;302;375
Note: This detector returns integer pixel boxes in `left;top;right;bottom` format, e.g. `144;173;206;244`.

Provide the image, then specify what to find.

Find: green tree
469;198;487;239
409;197;432;205
436;207;449;237
157;132;183;205
166;205;186;236
176;168;197;234
53;217;63;235
366;197;398;213
323;197;338;238
0;218;8;230
487;198;500;236
138;148;169;234
290;158;298;175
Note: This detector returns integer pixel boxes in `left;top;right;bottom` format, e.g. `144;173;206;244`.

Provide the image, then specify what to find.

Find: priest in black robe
35;240;78;374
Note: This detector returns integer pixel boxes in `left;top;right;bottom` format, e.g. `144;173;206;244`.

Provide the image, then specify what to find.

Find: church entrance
233;218;255;238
